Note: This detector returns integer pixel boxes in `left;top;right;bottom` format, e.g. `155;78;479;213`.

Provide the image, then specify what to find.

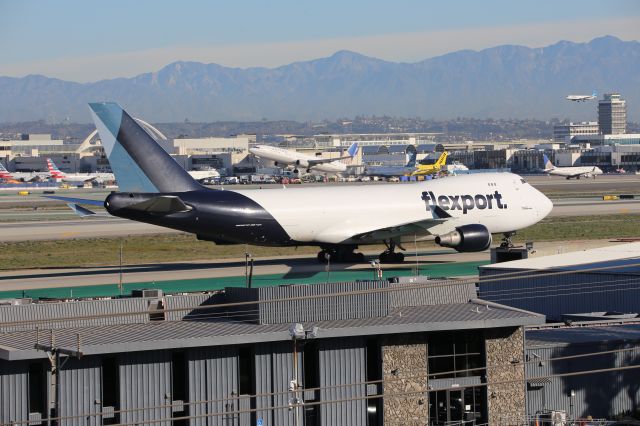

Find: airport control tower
598;93;627;134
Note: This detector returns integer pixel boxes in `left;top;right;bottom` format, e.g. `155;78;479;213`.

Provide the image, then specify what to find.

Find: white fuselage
231;172;552;245
545;166;603;179
250;145;347;173
56;173;115;184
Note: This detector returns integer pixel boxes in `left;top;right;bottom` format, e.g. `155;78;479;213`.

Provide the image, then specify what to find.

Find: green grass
0;214;638;271
514;213;640;242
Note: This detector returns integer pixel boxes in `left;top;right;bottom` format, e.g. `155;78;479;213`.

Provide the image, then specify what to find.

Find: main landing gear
500;232;516;249
317;245;365;263
378;240;405;264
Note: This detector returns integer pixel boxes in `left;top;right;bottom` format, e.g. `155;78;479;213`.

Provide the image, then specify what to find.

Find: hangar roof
480;242;640;273
0;299;542;360
526;322;640;348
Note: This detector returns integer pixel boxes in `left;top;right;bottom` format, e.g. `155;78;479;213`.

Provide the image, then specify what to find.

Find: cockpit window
520;179;527;184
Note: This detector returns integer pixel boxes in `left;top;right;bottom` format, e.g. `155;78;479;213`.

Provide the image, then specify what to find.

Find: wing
307;155;352;166
349;205;452;242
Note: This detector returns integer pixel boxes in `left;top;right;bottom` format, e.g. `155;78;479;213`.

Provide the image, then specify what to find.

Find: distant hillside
1;36;638;122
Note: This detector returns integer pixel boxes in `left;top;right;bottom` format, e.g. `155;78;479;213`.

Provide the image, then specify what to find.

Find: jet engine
435;224;492;252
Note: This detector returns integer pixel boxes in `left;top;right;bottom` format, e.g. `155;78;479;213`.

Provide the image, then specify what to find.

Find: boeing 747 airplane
543;154;602;179
50;103;553;264
249;143;358;174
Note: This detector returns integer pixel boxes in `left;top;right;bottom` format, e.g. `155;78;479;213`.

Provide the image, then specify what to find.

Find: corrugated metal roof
526;323;640;348
0;300;543;360
480;242;640;272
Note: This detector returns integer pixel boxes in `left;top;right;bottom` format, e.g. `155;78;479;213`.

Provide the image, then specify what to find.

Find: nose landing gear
500;232;516;249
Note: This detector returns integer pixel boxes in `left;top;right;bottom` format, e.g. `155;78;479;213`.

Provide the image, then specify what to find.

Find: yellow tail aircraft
410;151;448;176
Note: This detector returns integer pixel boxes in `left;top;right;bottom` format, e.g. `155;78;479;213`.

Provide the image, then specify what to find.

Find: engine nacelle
435;224;492;252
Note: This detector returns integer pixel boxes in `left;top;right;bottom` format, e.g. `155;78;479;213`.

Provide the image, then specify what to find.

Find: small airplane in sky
566;91;597;102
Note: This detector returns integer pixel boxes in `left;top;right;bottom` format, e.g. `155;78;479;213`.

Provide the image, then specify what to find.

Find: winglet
67;203;97;217
430;205;451;219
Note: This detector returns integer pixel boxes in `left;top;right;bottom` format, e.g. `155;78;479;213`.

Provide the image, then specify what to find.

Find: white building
553;121;599;142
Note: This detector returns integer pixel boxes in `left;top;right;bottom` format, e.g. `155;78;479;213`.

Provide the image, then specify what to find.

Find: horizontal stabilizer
44;195;105;206
67;203;96;217
128;196;192;214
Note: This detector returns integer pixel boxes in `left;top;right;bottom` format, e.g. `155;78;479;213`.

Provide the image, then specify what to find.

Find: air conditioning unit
539;410;566;426
132;289;163;299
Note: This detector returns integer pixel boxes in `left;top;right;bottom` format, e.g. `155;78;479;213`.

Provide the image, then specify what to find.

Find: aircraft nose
540;193;553;218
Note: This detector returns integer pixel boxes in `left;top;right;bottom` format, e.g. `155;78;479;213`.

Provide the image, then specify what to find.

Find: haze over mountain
1;36;638;123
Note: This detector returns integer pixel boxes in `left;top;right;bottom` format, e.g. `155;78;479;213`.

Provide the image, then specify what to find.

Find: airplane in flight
249;143;358;174
410;151;448;176
46;158;115;184
50;103;553;264
566;91;597;102
0;162;49;182
543;154;603;179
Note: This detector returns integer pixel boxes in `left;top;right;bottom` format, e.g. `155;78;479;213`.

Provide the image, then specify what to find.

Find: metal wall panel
225;281;390;325
188;348;208;426
254;343;274;426
270;342;301;426
390;280;476;308
480;269;640;320
188;346;241;426
318;337;367;426
59;356;102;426
0;360;29;424
206;346;238;426
164;293;222;322
0;298;151;332
525;342;640;418
119;350;172;426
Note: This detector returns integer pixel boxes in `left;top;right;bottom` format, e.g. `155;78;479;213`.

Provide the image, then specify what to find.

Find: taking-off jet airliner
51;103;553;264
249;143;358;174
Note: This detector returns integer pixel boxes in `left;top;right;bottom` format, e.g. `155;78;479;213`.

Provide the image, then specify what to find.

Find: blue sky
1;0;638;82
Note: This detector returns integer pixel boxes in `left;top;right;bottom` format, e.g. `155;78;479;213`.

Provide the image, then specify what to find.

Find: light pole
245;251;252;288
325;252;331;283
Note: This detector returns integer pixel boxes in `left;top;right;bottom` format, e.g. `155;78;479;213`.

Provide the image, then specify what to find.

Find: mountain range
1;36;639;123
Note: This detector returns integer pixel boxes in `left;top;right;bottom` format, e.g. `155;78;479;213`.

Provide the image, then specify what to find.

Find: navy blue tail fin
89;102;201;193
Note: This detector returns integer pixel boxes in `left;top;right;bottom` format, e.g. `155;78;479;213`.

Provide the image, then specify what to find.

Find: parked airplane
50;103;552;264
410;151;448;176
543;154;603;179
46;159;116;184
0;162;48;182
249;143;358;174
365;152;417;177
566;91;597;102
